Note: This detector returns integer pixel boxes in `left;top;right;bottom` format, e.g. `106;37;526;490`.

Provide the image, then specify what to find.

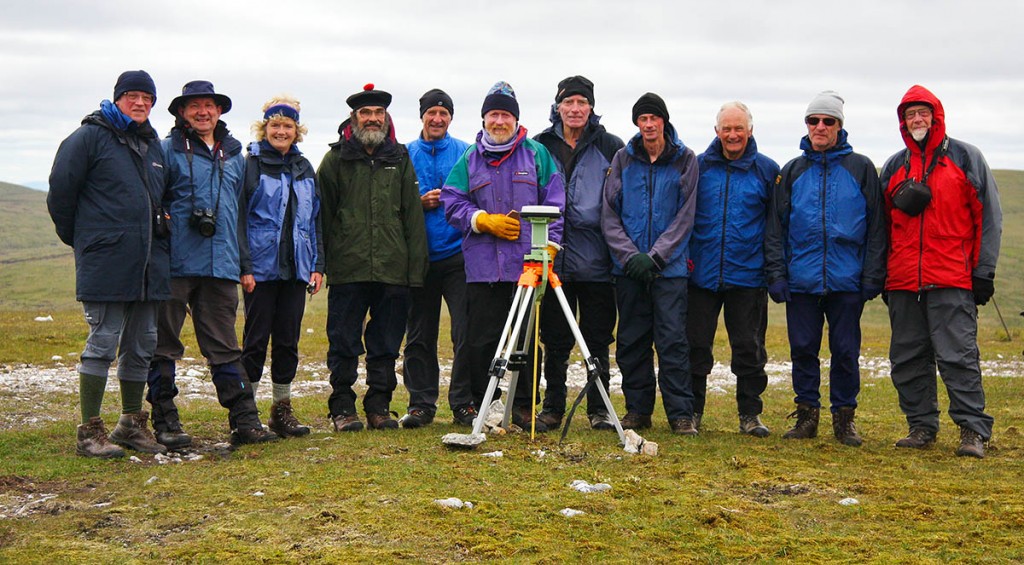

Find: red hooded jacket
879;85;1002;292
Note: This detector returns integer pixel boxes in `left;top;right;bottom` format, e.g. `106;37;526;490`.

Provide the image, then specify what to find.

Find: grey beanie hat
805;90;845;123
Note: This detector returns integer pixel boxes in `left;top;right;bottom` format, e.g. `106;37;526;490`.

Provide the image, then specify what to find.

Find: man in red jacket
879;85;1002;459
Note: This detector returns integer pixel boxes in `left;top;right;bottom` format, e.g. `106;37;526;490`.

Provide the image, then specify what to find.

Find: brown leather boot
832;407;863;447
955;427;985;459
268;399;311;438
76;417;126;459
782;404;819;439
109;411;167;454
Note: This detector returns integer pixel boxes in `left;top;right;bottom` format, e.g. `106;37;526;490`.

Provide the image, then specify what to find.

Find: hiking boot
782;404;819;439
332;413;364;432
669;417;699;436
76;417;126;459
230;426;280;445
693;412;703;432
155;427;193;450
895;427;936;449
620;411;652;430
739;414;771;438
109;411;167;454
536;410;563;430
955;427;985;459
366;411;400;430
832;407;863;447
588;411;617;431
268;399;311;438
399;408;434;429
452;405;479;427
511;406;549;433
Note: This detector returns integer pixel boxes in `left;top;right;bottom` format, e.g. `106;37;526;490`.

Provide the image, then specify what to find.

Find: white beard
910;126;929;142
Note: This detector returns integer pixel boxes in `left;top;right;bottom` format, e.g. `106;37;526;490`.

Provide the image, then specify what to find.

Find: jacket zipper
819;155;828;294
717;167;731;289
647;163;654;252
916;151;927;293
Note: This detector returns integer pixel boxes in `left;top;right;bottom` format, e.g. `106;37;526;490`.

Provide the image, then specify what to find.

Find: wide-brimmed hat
167;80;232;116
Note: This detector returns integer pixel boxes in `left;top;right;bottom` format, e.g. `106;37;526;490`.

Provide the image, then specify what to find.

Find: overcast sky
3;0;1022;190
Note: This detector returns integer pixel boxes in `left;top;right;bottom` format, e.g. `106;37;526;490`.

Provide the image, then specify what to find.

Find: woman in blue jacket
240;96;324;438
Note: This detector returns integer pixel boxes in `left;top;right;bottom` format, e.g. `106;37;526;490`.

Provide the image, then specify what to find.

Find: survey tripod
470;206;626;445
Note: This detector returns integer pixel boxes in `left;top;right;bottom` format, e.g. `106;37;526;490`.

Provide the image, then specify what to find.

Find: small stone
51;355;63;361
34;315;53;322
570;480;612;493
442;432;486;449
129;456;143;464
533;450;547;458
481;451;503;458
306;328;314;334
641;441;659;456
623;429;644;454
839;498;859;506
560;508;585;517
186;368;204;378
145;476;158;485
252;491;265;497
283;471;291;477
433;497;465;509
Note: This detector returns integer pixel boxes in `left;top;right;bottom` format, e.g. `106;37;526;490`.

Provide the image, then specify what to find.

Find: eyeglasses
357;107;386;118
904;108;933;120
124;92;154;105
805;117;837;127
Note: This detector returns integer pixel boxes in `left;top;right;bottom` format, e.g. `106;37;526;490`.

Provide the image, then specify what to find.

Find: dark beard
353;119;389;148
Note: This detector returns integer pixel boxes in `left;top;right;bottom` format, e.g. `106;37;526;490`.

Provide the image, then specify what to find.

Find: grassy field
1;178;1023;562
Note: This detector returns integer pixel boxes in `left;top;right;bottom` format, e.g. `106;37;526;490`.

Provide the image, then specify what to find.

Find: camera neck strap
183;134;225;220
902;136;949;183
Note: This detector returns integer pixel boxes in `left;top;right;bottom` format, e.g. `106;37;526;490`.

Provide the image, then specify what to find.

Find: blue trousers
614;276;693;420
786;291;863;411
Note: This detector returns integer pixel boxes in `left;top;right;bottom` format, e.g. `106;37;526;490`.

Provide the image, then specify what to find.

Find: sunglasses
805;117;837;127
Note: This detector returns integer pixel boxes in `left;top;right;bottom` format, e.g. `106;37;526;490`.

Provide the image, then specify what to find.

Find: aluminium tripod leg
470;285;535;435
550;283;627;445
501;286;539;429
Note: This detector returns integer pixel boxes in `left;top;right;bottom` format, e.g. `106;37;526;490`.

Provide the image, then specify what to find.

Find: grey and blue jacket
407;132;469;263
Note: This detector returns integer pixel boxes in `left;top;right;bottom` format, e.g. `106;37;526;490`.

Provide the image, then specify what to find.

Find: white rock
252;491;265;497
839;498;859;506
306;328;314;334
570;480;612;493
483;400;505;429
129;456;143;464
442;432;486;448
623;429;644;454
145;476;158;485
185;368;205;378
560;508;585;517
641;441;659;456
34;315;53;322
283;471;291;477
533;450;547;458
51;355;63;361
481;451;503;458
464;501;474;509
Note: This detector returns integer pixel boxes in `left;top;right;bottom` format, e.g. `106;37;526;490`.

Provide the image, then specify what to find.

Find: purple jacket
441;127;565;283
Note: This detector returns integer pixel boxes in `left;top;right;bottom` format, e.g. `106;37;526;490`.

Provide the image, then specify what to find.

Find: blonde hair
252;94;308;143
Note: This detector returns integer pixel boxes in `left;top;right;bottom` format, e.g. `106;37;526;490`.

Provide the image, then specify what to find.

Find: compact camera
190;208;217;237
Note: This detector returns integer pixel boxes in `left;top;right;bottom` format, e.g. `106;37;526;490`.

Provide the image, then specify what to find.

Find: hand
861;285;883;302
241;274;256;294
625;253;656;282
767;280;791;303
420;189;441;211
476;212;520;241
972;276;994;305
309;272;323;295
545;242;560;263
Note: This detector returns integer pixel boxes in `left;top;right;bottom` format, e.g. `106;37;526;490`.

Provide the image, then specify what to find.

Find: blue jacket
765;130;886;294
48;107;170;302
162;122;248;281
244;141;323;283
602;123;698;279
690;137;779;290
407;132;469;262
534;113;624;282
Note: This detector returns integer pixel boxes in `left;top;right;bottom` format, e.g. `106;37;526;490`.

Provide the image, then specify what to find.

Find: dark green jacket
317;120;427;286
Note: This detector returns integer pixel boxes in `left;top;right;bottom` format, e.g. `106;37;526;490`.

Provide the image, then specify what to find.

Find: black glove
625;253;657;282
972;276;994;306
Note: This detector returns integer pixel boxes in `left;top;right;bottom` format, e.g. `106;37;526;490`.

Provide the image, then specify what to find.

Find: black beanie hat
347;83;392;110
480;81;519;120
555;75;595;106
419;88;454;118
114;70;157;103
632;92;669;125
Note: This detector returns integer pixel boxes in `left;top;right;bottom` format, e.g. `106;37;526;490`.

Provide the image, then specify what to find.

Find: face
115;91;154;124
484;110;517;144
637;114;665;144
557;94;591;130
903;104;933;142
421;106;452;141
265;117;297;154
715;107;752;160
180;97;222;138
805;114;840;152
355;106;387;131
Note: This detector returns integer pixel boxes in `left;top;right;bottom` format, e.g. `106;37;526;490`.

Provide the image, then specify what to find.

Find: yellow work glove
476;212;520;241
545;242;560;263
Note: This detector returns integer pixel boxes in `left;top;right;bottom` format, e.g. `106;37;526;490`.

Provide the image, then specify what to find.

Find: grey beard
353;122;388;148
910;127;929;142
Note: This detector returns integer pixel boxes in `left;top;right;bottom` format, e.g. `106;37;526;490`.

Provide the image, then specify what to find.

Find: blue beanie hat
114;70;157;103
481;81;519;120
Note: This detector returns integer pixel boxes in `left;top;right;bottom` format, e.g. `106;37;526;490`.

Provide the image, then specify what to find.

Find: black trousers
539;281;616;416
686;285;768;416
241;279;308;386
466;282;539;409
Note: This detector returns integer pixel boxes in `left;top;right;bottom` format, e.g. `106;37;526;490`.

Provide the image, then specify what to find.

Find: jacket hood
799;128;853;160
83;109;158;140
897;85;946;156
168;120;242;157
702;136;759;169
626;121;685;164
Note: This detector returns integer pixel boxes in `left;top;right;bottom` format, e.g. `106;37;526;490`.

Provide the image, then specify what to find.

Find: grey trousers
887;288;993;439
80;301;160;382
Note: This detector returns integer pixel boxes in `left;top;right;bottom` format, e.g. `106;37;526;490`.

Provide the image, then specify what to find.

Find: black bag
153;206;171;239
891;179;931;216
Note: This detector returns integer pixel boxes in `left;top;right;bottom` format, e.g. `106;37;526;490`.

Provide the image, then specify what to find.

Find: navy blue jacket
535;113;623;282
602;123;699;279
162;122;248;281
765;130;886;294
690;137;779;290
244;141;324;283
48;108;170;302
